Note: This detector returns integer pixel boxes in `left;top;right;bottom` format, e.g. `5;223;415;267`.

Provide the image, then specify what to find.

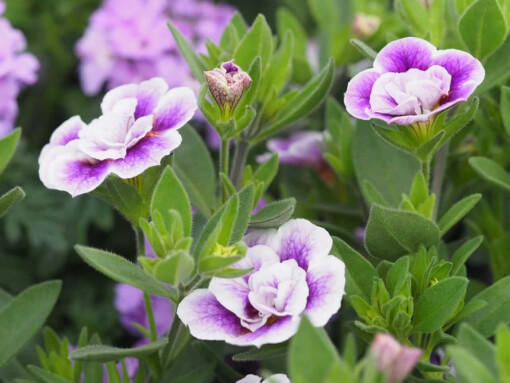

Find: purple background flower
38;78;197;196
0;2;39;137
177;219;346;347
344;37;484;125
76;0;235;96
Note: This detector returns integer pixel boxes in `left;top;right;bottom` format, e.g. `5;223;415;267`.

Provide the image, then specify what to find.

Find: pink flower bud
352;13;381;39
371;334;422;383
204;60;252;118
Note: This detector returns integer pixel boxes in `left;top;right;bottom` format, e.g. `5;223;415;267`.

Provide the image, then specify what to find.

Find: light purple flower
344;37;484;126
0;2;39;136
177;219;346;348
114;283;172;337
237;374;290;383
257;131;326;169
76;0;235;96
371;334;422;383
38;78;197;197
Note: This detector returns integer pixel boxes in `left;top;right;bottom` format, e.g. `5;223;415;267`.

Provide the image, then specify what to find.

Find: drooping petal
39;142;110;197
152;87;197;132
109;130;182;179
48;116;86;146
344;69;381;120
274;219;333;270
305;255;346;326
231;315;301;348
374;37;436;73
433;49;485;105
177;289;246;342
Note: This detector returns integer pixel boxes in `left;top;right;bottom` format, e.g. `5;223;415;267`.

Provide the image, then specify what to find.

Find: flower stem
135;227;145;257
219;137;230;178
421;157;431;186
230;139;250;188
143;293;158;342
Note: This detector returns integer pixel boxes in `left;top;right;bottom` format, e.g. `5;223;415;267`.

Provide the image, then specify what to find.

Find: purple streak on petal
433;49;485;105
275;219;333;270
344;69;381;120
374;37;436;73
231;315;300;348
305;255;346;326
134;78;168;118
109;131;182;179
49;116;85;146
152;87;197;132
177;289;247;342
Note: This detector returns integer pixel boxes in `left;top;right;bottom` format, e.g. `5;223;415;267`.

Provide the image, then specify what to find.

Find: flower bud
204;60;252;119
352;13;381;39
371;334;422;383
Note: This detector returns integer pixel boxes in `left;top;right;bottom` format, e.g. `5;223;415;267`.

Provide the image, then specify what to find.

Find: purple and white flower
39;77;197;197
0;2;39;137
344;37;484;126
177;219;346;348
371;334;422;383
237;374;290;383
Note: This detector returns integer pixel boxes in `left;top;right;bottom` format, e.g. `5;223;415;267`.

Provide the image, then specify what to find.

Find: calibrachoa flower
38;78;197;197
371;334;422;383
76;0;235;95
177;219;346;347
344;37;484;131
237;374;290;383
0;1;39;137
204;60;252;118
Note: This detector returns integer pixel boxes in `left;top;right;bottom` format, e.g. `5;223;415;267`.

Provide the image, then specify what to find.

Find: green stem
230;140;250;188
143;293;158;342
421;157;431;186
431;142;449;220
135;227;146;257
162;315;186;369
219;138;230;178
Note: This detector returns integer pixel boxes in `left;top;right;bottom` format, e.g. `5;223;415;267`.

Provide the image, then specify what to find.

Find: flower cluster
0;1;39;137
177;219;346;348
76;0;235;95
39;78;197;196
344;37;484;128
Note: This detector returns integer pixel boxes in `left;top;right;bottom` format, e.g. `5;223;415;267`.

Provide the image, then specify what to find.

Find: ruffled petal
109;130;182;179
374;37;436;73
152;87;197;132
48;116;86;146
344;69;381;120
177;289;246;342
305;255;346;326
230;315;301;348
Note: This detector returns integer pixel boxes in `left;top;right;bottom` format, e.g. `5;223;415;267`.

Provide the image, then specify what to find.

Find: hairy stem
230;139;250;188
143;293;158;342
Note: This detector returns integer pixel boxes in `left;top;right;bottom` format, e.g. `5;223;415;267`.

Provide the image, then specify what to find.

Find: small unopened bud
371;334;422;383
352;13;381;39
204;60;252;119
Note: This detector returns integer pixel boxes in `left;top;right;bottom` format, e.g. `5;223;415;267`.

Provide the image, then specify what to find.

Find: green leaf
500;86;510;136
354;120;420;206
234;14;273;70
332;237;377;301
168;23;207;83
458;0;507;60
0;187;25;218
465;276;510;336
457;323;496;373
350;39;377;60
396;0;429;36
253;59;335;143
438;194;481;235
451;236;484;275
448;346;498;383
469;156;510;191
325;97;354;178
75;246;171;298
151;166;192;237
386;256;410;297
27;366;73;383
229;184;255;244
276;8;308;57
70;338;167;362
153;251;195;285
173;125;216;217
232;343;287;362
438;97;479;145
409;172;429;207
307;0;341;33
365;204;440;261
362;180;390;207
430;0;446;46
413;277;468;332
288;317;341;383
476;38;510;93
496;325;510;383
0;281;61;368
249;198;295;229
0;128;21;175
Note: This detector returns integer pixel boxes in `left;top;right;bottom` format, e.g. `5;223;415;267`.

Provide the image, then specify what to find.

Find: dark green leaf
249;198;295;229
70;339;167;362
0;187;25;218
0;128;21;175
168;23;207;82
469;156;510;191
438;194;481;235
